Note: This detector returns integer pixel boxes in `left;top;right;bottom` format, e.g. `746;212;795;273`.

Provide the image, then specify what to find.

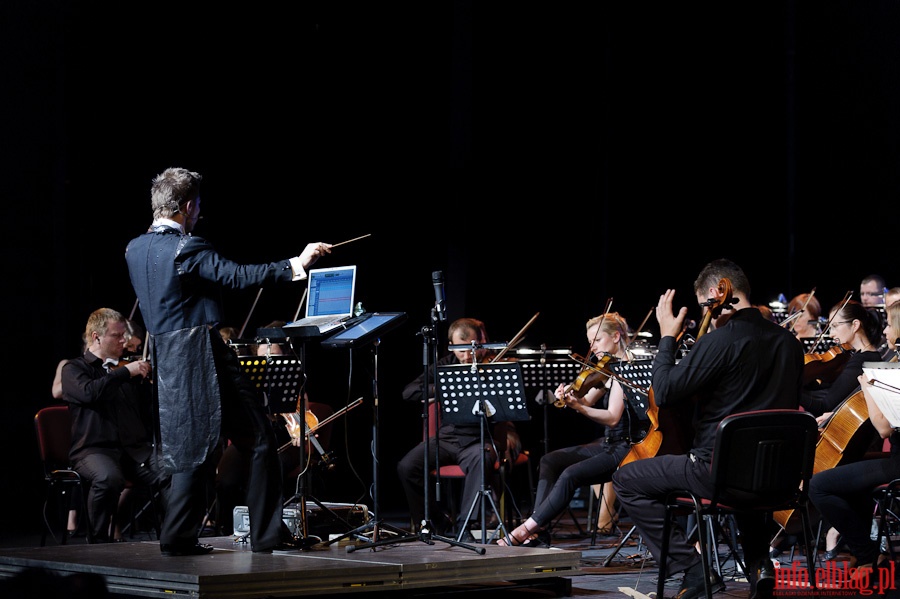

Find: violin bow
491;312;539;363
238;288;264;339
808;290;852;354
627;308;654;348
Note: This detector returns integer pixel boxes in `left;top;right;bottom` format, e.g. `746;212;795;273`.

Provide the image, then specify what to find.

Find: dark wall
3;2;899;534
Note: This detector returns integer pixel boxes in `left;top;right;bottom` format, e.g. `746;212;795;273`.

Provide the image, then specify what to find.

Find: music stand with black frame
254;330;358;548
349;312;487;554
314;312;412;549
517;351;584;534
437;361;530;545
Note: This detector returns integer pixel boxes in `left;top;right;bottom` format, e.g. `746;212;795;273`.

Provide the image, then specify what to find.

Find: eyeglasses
829;321;852;329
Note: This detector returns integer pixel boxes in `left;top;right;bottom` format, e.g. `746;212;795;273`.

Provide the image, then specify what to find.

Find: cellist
808;299;900;587
612;259;803;599
497;312;651;547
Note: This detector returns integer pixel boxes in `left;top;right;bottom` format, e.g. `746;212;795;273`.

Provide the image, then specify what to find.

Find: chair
658;409;819;599
873;478;900;562
34;405;92;545
426;403;533;537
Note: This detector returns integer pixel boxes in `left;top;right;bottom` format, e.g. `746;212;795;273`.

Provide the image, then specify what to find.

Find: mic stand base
347;520;485;554
320;518;408;548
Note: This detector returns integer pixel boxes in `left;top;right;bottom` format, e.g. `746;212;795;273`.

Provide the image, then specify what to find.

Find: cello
620;278;736;467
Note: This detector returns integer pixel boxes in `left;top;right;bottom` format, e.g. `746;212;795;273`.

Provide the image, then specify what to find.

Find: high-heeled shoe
595;521;618;536
496;523;540;547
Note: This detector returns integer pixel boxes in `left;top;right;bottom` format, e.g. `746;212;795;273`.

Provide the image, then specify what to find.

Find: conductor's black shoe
160;542;215;557
674;562;725;599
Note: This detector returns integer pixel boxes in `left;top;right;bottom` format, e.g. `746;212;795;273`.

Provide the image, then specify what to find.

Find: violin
558;354;614;405
802;342;853;386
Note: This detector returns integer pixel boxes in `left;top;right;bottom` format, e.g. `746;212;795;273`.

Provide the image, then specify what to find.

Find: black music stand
516;350;583;533
316;312;412;549
350;318;486;554
437;361;530;544
516;348;579;457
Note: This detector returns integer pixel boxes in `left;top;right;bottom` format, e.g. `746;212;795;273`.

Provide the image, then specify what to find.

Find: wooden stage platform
0;534;583;598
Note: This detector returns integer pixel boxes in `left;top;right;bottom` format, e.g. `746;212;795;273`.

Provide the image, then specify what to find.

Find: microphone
432;271;446;322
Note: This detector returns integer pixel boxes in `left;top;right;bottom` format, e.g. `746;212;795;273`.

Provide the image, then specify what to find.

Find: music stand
437;361;530;544
515;348;579;456
317;312;412;549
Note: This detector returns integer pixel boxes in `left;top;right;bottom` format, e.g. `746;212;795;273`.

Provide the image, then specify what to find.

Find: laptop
285;265;357;334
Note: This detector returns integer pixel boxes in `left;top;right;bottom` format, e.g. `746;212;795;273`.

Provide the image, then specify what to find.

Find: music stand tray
437;362;530;424
320;312;407;349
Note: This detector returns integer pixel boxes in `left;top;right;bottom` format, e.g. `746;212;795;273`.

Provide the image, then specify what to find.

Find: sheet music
861;362;900;428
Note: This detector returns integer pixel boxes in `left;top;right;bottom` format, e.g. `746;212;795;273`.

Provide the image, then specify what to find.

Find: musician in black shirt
612;259;803;599
61;307;168;543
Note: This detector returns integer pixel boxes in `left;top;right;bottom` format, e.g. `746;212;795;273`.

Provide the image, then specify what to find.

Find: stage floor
0;532;582;598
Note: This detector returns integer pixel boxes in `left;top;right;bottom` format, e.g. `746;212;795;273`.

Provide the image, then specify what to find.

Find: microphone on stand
432;271;447;322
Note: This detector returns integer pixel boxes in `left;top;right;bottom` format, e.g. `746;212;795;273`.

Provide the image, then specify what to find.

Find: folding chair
658;409;819;599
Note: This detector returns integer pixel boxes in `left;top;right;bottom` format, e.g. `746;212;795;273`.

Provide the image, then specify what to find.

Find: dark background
2;2;898;535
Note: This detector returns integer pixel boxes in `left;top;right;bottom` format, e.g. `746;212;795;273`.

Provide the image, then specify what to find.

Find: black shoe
823;543;845;561
674;562;725;599
160;542;215;557
752;559;775;599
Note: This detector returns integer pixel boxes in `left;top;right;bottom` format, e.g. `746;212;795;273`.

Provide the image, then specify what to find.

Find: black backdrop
2;2;898;535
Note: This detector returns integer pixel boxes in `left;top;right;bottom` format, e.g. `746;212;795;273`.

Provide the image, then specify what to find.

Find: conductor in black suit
125;166;331;555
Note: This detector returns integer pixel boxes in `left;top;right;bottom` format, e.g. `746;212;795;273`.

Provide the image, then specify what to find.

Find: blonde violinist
497;312;651;547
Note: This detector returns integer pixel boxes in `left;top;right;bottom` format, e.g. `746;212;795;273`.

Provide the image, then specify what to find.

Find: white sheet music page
862;362;900;428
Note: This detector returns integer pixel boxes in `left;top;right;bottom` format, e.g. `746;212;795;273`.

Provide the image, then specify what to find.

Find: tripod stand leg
601;524;640;566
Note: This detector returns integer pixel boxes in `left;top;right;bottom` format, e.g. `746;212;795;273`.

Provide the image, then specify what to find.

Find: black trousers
160;336;285;551
613;452;770;579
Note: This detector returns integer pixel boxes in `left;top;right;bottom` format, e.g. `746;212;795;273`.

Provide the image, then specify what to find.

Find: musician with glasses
61;307;168;543
808;300;900;589
396;317;506;542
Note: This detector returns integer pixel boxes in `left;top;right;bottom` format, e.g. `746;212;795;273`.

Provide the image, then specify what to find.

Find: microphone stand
348;302;482;554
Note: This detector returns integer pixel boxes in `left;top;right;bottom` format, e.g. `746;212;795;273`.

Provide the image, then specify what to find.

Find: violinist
497;312;651;547
808;301;900;587
60;308;168;543
612;259;803;599
396;317;504;541
801;300;885;419
786;292;822;341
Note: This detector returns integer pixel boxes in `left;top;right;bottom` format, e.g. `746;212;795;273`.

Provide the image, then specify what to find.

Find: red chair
426;403;533;537
34;405;92;545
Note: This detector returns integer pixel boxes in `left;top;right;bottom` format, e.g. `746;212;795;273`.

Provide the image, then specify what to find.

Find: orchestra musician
396;317;504;542
612;258;803;599
60;307;167;543
786;292;822;340
125;166;332;555
497;312;651;547
801;300;885;419
808;300;900;589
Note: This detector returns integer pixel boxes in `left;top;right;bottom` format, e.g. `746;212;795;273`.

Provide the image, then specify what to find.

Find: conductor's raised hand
299;242;333;270
656;289;688;339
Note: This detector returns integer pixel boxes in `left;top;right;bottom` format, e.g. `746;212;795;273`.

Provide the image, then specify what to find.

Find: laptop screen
306;265;356;318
